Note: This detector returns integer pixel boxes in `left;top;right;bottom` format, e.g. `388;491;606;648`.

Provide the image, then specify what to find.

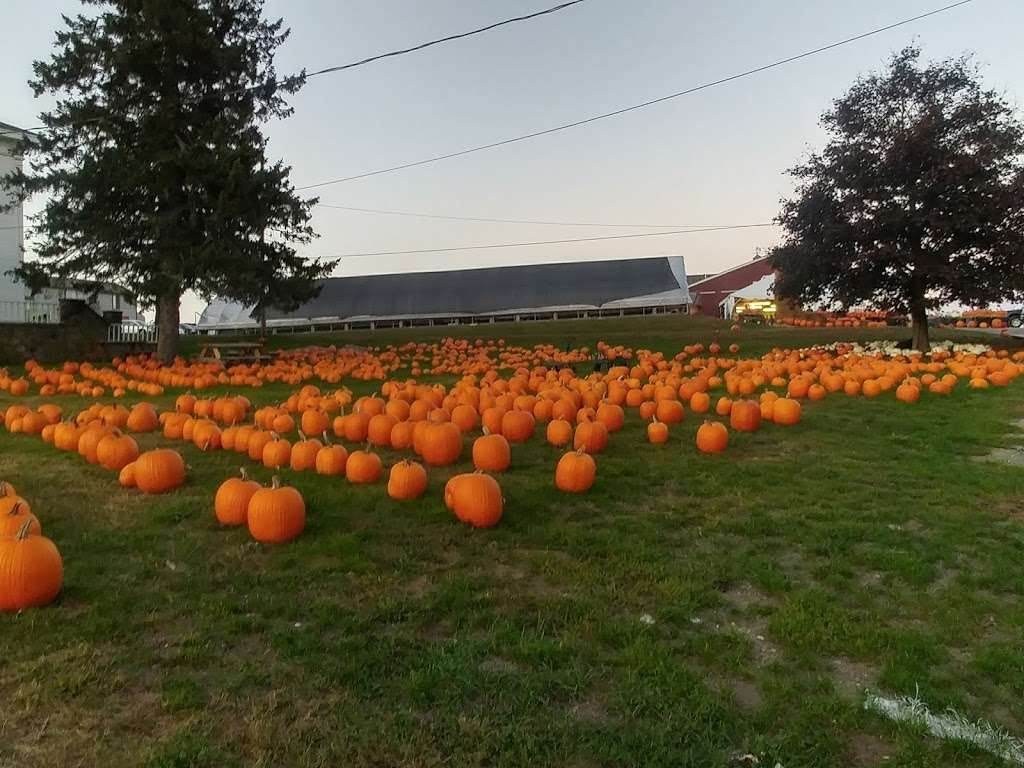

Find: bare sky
2;0;1022;321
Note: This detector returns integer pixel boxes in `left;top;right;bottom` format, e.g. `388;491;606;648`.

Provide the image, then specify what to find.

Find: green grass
2;316;1023;767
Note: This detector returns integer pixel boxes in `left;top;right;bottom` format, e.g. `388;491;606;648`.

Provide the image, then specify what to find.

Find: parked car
178;323;198;335
1008;308;1023;328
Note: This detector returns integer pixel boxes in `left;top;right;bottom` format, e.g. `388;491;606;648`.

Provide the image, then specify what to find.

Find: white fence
0;300;62;324
107;323;159;344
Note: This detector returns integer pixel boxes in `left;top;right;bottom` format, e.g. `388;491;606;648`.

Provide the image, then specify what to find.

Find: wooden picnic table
196;339;268;365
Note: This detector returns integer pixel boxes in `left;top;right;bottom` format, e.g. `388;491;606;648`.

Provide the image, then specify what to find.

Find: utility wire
323;222;777;259
297;0;974;190
315;202;737;229
302;1;586;81
0;0;587;139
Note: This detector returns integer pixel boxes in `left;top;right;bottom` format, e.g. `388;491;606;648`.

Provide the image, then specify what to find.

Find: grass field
2;315;1023;768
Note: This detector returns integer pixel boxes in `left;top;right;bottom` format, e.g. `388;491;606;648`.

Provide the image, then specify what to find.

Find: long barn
198;255;692;333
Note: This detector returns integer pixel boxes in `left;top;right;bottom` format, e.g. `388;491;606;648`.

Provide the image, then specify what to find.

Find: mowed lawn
2;315;1023;768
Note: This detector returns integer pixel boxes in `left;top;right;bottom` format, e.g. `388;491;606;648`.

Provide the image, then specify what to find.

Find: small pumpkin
261;434;292;469
771;398;802;426
315;435;348;476
0;520;63;612
387;460;428;500
346;448;383;484
555;448;596;493
0;500;40;538
247;476;305;543
289;433;322;472
118;462;137;488
573;420;608;454
546;418;572;447
647;418;669;444
215;468;261;527
696;420;729;453
472;430;511;472
729;400;761;432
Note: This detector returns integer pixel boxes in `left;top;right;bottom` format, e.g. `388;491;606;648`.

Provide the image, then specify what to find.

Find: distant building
0;120;34;310
688;254;775;317
35;278;139;322
1;120;138;325
199;255;692;332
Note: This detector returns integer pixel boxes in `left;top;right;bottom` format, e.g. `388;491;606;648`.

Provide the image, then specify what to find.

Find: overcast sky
3;0;1023;321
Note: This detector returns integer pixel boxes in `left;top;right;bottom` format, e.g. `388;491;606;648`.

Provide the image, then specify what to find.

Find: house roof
0;120;40;145
688;254;773;289
261;256;691;323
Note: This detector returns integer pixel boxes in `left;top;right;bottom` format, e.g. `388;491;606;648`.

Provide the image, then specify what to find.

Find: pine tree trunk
156;286;181;363
910;304;930;353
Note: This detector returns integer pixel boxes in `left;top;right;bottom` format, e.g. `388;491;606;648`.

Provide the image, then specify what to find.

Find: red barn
688;255;775;317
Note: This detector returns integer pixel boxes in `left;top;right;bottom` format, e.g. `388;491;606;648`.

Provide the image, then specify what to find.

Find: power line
296;0;974;190
302;1;586;81
0;0;588;139
322;223;777;259
315;202;736;229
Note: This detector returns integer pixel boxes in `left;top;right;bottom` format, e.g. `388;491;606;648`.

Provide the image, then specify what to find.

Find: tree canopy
769;46;1024;350
1;0;329;360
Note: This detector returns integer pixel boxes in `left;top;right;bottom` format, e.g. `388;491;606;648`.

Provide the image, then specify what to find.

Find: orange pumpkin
215;468;261;526
247;477;305;543
387;460;428;500
555;449;596;493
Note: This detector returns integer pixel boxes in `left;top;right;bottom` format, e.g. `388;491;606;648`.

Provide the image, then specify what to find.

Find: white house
0;121;30;311
1;119;139;324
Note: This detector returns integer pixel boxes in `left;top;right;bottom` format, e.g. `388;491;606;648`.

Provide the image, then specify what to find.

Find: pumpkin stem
322;430;330;445
298;430;307;441
239;467;249;481
16;518;34;540
271;475;280;490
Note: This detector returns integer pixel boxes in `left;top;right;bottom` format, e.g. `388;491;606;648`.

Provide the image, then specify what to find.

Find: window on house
112;293;121;310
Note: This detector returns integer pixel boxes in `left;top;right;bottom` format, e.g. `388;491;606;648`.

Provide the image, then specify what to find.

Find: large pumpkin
96;431;140;471
419;422;463;466
555;449;596;493
133;449;186;494
500;410;535;443
247;477;305;543
546;418;572;447
446;472;503;528
387;460;428;500
346;449;383;484
0;520;63;612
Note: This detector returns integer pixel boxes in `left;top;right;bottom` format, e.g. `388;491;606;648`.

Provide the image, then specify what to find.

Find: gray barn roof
263;256;690;323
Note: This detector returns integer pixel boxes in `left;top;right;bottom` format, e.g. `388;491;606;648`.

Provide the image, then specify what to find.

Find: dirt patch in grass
848;732;895;766
478;656;525;675
568;694;613;725
728;616;781;665
720;582;778;611
723;677;763;713
830;656;879;699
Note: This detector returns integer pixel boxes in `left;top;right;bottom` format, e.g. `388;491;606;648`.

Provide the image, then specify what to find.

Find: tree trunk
910;304;930;353
156;287;181;363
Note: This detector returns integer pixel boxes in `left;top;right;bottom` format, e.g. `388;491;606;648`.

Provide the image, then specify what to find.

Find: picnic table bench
195;339;269;365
